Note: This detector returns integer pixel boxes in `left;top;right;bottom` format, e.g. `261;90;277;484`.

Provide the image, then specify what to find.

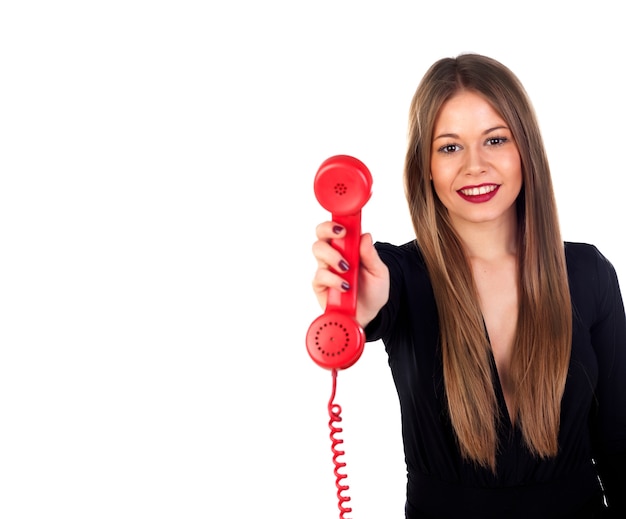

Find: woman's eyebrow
433;125;510;142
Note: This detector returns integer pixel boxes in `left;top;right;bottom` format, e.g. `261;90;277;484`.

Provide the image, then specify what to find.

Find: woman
311;54;626;518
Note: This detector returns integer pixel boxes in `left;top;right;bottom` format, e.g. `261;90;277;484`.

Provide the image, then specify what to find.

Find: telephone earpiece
306;155;373;370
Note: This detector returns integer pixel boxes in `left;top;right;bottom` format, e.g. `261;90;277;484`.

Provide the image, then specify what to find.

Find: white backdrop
1;1;624;518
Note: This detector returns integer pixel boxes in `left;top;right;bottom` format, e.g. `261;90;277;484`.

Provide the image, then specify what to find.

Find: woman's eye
486;136;508;146
438;144;460;154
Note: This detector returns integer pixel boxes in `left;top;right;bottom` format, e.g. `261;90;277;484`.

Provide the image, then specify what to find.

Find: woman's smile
457;183;500;203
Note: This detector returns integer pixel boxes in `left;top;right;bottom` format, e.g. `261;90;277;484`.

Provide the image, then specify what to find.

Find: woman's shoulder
564;241;614;271
373;239;431;282
374;239;426;264
564;241;602;257
564;241;619;290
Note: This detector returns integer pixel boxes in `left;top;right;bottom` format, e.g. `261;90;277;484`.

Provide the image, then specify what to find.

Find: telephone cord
328;368;352;519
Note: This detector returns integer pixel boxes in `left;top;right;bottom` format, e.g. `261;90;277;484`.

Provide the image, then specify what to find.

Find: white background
1;1;624;518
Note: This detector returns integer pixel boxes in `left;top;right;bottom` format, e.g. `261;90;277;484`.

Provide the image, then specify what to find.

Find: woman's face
430;90;523;230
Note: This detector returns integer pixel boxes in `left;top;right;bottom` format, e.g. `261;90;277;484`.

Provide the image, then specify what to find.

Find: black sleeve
589;248;626;515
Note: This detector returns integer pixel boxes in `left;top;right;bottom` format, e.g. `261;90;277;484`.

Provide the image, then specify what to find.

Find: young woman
311;54;626;518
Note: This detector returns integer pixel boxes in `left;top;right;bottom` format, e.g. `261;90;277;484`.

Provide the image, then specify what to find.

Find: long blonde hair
404;54;572;471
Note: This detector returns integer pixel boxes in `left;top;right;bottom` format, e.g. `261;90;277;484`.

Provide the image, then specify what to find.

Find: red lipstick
457;183;500;203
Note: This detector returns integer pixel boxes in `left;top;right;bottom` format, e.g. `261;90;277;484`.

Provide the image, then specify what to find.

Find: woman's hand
311;221;390;328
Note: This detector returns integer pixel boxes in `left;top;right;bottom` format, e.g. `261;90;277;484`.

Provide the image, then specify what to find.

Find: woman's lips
457;184;500;203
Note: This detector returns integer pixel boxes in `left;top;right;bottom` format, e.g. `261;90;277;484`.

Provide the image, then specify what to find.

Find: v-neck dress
365;241;626;518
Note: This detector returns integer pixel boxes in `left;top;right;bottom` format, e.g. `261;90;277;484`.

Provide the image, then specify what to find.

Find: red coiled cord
328;368;352;518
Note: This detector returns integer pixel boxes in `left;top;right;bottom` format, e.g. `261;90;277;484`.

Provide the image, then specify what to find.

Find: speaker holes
334;182;348;196
313;321;351;357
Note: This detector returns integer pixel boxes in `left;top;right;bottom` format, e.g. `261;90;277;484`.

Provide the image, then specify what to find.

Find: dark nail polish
339;259;349;272
341;281;350;291
333;225;344;234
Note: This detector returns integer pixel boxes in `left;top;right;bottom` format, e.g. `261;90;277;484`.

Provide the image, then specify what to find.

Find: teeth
460;185;497;196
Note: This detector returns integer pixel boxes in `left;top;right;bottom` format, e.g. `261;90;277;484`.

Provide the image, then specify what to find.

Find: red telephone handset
306;155;373;370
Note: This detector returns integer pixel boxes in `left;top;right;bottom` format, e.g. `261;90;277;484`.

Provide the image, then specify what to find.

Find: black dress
365;241;626;518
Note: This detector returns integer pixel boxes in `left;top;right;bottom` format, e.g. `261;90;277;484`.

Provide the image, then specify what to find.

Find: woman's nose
464;145;487;176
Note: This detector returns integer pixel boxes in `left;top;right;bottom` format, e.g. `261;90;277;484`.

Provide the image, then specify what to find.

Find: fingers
315;220;346;241
312;267;350;296
312;221;350;272
311;237;350;293
311;221;351;307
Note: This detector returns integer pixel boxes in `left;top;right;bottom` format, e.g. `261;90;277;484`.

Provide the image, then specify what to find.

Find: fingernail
339;259;349;272
341;281;350;291
332;225;343;234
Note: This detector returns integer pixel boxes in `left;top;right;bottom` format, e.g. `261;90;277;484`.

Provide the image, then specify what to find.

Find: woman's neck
451;212;518;262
